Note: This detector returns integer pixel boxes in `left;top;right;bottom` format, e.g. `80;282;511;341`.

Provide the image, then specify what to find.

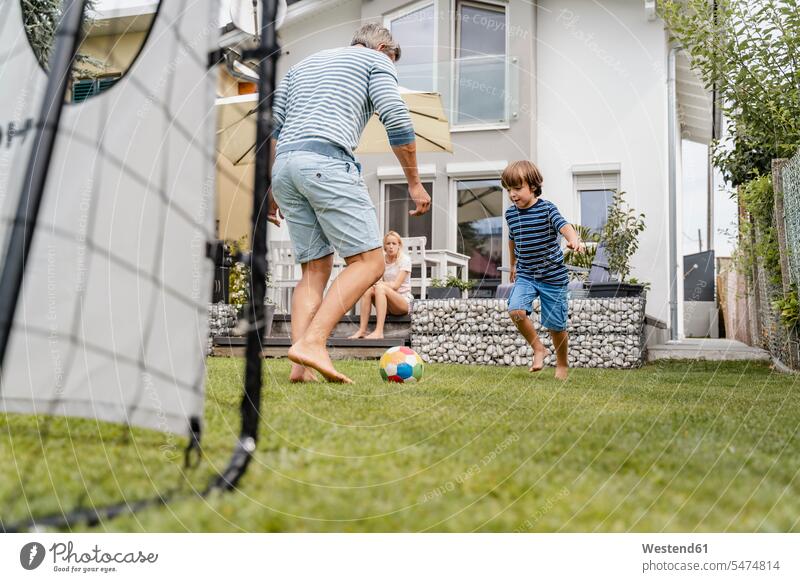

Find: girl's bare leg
365;284;409;339
349;288;375;338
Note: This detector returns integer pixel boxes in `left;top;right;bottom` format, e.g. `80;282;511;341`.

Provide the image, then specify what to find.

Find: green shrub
564;224;600;270
430;276;475;291
773;289;799;330
602;191;646;282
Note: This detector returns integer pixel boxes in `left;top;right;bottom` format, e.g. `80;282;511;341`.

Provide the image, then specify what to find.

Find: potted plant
427;276;475;299
564;224;600;271
587;190;647;298
564;224;600;299
227;237;276;336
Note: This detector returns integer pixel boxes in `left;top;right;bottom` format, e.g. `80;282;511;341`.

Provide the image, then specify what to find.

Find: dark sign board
683;250;715;302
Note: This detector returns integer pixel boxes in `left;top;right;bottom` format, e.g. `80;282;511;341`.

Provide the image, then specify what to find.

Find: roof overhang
85;1;158;36
676;50;714;144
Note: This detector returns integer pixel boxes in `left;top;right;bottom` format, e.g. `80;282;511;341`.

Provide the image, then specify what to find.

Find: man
268;23;430;384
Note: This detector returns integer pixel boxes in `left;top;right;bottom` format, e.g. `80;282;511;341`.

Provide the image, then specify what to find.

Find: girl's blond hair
383;230;406;262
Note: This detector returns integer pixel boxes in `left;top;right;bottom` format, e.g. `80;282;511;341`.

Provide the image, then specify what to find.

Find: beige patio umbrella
355;88;453;154
216;93;262;166
216;88;452;166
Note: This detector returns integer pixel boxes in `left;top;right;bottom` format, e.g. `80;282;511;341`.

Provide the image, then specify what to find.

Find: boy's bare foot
364;331;384;339
289;364;318;383
348;330;367;339
529;346;548;372
288;341;353;384
554;366;569;381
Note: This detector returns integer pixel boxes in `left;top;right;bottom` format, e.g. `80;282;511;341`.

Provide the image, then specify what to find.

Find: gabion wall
783;149;800;286
410;298;646;368
207;303;238;354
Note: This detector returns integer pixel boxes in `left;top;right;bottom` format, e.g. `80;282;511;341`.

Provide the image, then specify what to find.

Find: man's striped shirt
272;46;415;160
506;198;569;285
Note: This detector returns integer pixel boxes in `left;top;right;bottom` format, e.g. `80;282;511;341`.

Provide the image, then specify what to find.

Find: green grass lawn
1;358;799;532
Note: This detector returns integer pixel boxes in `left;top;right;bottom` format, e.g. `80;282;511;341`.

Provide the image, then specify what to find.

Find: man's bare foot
364;331;384;339
529;346;548;372
289;364;318;383
554;366;569;381
348;330;367;339
288;341;353;384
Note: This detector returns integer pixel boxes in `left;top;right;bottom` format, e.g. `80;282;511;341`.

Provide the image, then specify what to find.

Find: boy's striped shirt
506;198;569;285
271;46;415;160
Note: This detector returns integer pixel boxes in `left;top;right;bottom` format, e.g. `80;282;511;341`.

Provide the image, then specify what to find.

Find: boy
502;160;584;380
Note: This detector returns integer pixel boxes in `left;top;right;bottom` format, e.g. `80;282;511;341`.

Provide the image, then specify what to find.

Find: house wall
79;31;148;76
277;0;362;75
217;153;254;243
535;0;673;324
265;0;679;329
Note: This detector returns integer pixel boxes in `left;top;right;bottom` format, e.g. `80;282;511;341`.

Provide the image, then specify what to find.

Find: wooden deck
212;314;410;359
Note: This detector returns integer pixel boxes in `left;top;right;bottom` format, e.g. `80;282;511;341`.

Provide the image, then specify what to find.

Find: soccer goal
0;0;282;530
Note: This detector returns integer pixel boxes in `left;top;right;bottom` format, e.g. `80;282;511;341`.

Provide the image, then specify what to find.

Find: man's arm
391;142;430;216
267;138;282;226
369;56;430;216
267;70;290;227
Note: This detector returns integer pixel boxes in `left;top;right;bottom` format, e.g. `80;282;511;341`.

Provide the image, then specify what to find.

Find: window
455;179;504;293
579;190;614;234
454;0;507;125
383;182;434;248
574;170;620;235
71;75;121;103
386;2;436;92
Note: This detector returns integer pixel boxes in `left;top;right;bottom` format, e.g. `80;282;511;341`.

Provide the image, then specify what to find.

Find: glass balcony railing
393;55;521;128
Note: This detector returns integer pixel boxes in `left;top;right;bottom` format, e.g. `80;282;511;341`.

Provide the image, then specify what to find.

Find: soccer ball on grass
379;346;423;383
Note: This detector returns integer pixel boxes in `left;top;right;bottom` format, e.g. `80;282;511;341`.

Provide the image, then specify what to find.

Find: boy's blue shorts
508;274;570;331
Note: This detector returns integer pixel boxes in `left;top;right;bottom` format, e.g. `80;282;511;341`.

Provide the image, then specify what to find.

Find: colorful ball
379;346;424;383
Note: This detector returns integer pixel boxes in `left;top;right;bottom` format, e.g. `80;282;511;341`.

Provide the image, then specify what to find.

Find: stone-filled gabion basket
410;297;646;368
207;303;239;355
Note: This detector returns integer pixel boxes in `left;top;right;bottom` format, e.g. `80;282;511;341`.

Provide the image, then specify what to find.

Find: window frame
448;174;510;284
572;170;620;234
450;0;510;130
380;179;435;249
383;0;439;93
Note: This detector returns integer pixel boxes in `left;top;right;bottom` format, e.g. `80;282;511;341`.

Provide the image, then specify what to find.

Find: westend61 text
49;542;159;564
642;543;708;554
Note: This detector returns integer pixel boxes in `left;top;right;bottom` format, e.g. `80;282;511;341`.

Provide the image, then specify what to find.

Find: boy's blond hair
501;160;544;197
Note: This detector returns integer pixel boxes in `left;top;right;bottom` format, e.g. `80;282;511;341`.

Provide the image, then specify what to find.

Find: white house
257;0;716;340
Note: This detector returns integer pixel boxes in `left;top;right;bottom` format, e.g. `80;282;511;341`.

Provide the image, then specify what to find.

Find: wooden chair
401;236;429;299
268;240;300;313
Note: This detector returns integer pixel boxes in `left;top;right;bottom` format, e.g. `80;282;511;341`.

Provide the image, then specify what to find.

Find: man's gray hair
351;23;401;61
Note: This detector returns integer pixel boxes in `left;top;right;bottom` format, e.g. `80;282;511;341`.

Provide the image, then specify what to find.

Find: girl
349;231;413;339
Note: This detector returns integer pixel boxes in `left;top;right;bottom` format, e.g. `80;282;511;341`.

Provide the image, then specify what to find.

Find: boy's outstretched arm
560;224;585;253
508;238;517;282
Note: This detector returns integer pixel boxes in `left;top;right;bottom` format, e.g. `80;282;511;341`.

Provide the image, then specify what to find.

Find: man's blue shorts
271;150;382;263
507;274;570;331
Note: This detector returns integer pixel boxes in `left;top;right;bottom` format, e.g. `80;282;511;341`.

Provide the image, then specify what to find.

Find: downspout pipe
668;46;680;341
